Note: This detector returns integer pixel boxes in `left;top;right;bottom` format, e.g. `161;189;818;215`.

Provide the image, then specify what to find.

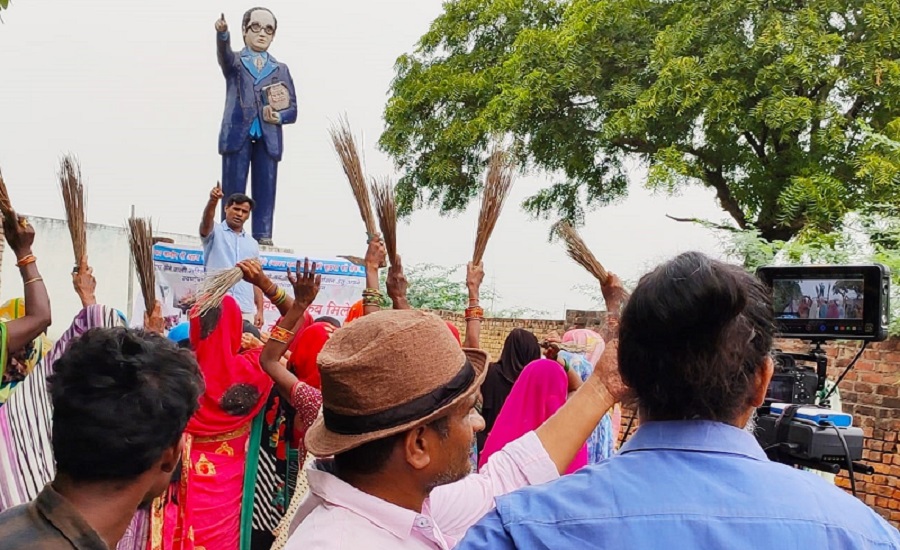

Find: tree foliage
382;0;900;242
379;263;549;318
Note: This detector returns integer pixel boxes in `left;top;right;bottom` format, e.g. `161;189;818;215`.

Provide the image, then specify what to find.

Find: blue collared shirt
202;221;259;314
460;420;900;549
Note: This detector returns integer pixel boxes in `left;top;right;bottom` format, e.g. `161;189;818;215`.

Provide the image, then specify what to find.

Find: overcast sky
0;0;728;316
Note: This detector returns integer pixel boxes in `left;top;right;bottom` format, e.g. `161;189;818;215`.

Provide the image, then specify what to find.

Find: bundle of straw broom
127;217;157;316
330;117;377;238
554;220;609;285
0;168;13;221
192;267;244;318
59;155;88;267
371;176;398;266
0;167;28;252
472;148;515;264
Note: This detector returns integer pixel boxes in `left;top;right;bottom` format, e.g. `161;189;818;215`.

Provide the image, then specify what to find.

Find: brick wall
435;309;900;527
436;311;566;360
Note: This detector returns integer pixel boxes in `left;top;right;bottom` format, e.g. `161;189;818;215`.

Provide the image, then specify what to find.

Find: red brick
861;373;886;384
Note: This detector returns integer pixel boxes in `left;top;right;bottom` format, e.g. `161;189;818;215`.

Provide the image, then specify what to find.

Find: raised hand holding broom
72;257;96;308
363;235;387;315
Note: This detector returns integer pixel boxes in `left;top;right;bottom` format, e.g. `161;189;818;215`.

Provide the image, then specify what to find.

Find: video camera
754;264;890;477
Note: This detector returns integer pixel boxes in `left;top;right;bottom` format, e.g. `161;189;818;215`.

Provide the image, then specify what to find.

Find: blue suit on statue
217;30;297;243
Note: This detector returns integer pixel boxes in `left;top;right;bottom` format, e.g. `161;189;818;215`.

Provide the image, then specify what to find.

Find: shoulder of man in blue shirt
459;421;900;549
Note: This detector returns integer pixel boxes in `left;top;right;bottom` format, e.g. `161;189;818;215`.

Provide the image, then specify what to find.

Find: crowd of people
0;189;897;550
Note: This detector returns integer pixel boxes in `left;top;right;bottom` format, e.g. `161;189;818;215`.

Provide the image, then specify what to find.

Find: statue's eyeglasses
248;23;275;35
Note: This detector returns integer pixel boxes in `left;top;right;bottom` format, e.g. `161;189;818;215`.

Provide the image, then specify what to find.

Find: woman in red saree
152;295;273;550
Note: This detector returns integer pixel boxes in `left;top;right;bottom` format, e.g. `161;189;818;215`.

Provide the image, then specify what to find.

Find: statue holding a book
215;8;296;246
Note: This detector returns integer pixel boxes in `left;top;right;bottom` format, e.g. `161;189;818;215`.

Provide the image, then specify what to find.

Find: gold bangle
269;325;295;344
23;276;43;286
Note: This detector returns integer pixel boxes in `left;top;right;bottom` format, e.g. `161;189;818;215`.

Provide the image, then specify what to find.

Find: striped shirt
0;484;108;549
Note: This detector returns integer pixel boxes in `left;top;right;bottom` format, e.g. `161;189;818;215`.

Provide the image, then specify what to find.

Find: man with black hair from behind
0;328;204;549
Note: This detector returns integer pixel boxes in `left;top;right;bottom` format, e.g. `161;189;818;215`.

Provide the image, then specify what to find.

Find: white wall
0;216;199;339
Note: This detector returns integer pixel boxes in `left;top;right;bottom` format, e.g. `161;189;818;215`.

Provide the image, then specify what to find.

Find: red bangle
16;255;36;268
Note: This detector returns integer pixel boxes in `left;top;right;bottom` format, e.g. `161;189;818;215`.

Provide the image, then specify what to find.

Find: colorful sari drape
560;329;621;463
480;359;588;474
152;296;273;550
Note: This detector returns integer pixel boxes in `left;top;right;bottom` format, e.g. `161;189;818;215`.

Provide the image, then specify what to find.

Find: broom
371;176;398;266
58;155;88;267
554;220;609;285
192;267;244;318
472;148;515;264
329;116;377;239
0;168;13;221
127;217;157;316
0;167;27;251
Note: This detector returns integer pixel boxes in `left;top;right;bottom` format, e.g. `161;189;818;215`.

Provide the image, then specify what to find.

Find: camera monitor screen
757;265;890;341
772;278;864;321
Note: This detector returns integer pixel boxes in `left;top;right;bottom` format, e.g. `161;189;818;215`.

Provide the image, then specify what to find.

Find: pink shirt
285;431;557;549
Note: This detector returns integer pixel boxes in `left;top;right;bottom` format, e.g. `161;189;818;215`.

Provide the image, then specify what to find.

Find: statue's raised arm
216;7;297;247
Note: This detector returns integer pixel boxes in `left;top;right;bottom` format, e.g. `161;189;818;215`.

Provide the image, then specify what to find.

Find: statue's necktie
254;56;266;72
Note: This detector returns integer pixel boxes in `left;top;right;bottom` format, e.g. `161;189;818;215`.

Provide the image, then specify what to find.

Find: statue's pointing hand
215;13;228;33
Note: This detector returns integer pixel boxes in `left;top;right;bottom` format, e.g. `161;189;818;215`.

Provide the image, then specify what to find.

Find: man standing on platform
200;183;265;328
215;8;297;246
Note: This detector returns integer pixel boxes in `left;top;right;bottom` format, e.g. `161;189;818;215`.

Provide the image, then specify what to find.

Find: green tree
378;262;549;317
381;0;900;242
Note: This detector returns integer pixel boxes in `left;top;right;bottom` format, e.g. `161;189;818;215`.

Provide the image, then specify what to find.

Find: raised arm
386;255;411;310
238;259;294;316
363;237;387;316
535;273;628;474
200;183;223;239
259;259;319;400
463;261;484;349
72;258;97;308
3;212;51;354
215;14;237;76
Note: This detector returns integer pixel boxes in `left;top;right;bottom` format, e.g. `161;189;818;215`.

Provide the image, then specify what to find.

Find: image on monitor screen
772;278;863;320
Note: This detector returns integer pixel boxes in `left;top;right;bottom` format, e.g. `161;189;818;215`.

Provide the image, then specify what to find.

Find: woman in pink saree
478;359;588;474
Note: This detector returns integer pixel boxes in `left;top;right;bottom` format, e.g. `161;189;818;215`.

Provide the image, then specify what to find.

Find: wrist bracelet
272;288;288;306
23;276;43;286
16;255;36;268
269;325;295;344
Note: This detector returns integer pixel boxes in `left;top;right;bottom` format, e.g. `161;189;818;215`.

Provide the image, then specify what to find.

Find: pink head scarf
562;328;605;367
478;359;587;474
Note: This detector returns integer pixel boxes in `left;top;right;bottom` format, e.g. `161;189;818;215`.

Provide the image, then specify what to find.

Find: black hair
226;193;255;211
176;339;192;350
334;417;451;477
242;320;261;339
49;327;204;481
314;316;342;329
242;7;278;32
618;251;774;423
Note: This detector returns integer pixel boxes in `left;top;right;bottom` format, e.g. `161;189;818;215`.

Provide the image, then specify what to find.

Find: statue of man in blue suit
215;8;297;246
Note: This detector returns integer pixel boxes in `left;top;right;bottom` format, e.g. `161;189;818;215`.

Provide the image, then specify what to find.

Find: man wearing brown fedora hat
274;269;628;549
